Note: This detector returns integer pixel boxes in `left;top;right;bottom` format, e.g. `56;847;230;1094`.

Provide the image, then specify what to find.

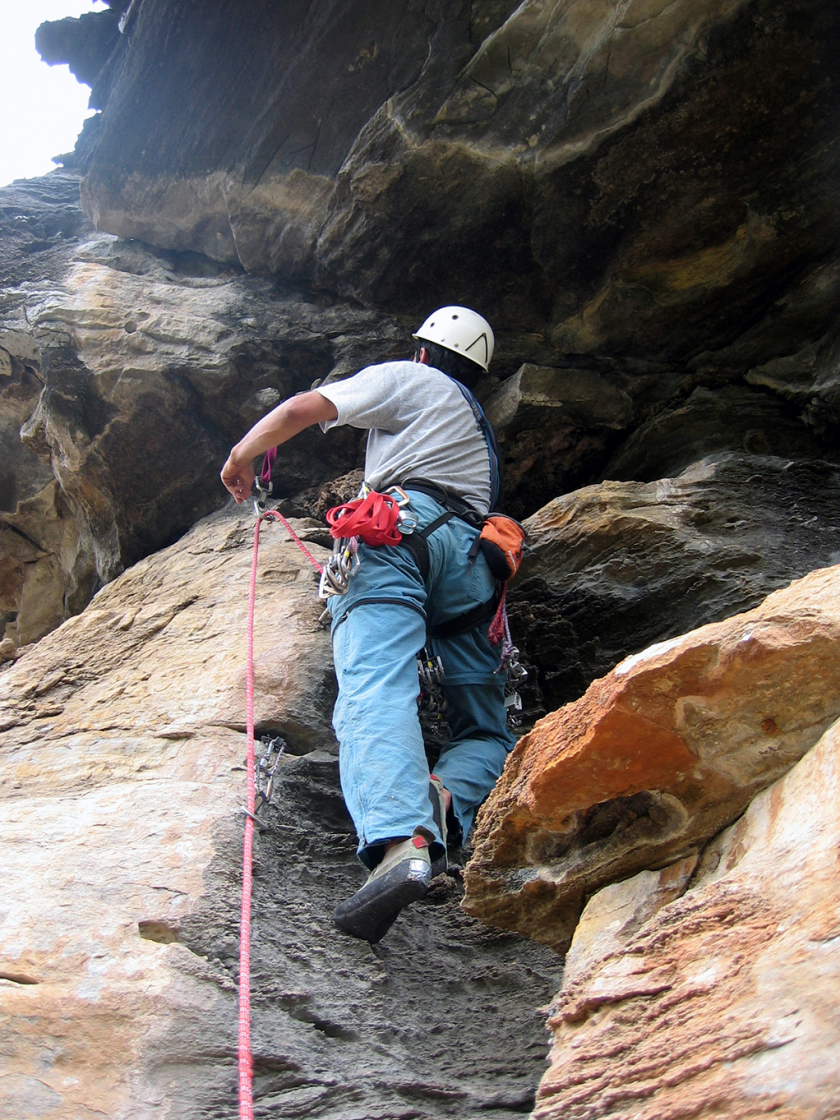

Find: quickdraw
318;537;360;598
488;584;528;724
417;647;448;745
255;733;286;817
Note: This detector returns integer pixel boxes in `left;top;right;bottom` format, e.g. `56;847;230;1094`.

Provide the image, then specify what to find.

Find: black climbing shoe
429;775;448;877
334;827;433;943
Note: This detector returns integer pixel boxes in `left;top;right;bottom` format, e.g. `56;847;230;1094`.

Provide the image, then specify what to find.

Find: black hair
414;339;485;384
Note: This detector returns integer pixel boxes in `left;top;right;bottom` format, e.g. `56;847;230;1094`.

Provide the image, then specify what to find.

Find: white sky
0;0;101;189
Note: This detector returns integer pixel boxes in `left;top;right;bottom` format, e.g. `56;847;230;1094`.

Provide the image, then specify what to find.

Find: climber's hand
221;454;255;503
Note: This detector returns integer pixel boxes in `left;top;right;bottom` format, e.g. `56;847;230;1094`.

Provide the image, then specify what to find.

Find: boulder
533;714;840;1117
508;452;840;716
603;383;836;483
463;564;840;952
0;503;561;1119
483;362;635;514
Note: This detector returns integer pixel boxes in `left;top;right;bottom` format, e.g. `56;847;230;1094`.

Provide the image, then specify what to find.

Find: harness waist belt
401;478;485;529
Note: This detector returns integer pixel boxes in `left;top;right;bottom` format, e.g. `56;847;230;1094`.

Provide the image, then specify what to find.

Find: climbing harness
318;475;528;722
318;484;418;599
237;487;323;1120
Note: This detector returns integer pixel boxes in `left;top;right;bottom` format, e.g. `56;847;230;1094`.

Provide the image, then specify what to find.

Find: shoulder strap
447;377;504;511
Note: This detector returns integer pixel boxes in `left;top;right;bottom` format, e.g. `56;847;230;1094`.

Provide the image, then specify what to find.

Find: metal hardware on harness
503;648;527;728
318;484;420;599
418;649;445;705
384;485;418;534
254;734;286;814
253;477;273;516
506;648;527;683
384;484;410;507
396;507;418;534
417;648;449;745
318;536;360;598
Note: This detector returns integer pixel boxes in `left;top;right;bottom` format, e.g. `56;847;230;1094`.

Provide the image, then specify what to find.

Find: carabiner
253;477;273;516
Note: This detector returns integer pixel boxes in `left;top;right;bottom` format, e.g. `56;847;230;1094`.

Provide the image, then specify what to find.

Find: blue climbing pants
328;490;516;868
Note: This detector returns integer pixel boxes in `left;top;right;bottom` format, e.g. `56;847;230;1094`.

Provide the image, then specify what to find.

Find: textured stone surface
463;564;840;952
508;452;840;717
6;0;840;1111
484;362;635;515
4;171;840;659
0;174;406;651
0;504;561;1119
602;383;836;483
532;716;840;1118
44;0;840;372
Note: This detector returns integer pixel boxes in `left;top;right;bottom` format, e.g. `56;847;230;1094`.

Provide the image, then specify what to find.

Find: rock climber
220;306;516;942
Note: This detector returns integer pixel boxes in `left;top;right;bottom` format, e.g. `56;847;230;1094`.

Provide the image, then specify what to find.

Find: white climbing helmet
413;306;495;372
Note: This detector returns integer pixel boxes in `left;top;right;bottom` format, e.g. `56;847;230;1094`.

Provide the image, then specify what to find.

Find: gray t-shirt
317;360;491;516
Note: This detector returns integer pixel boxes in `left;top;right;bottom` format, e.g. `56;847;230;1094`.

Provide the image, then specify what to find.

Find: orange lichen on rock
464;565;840;952
532;716;840;1118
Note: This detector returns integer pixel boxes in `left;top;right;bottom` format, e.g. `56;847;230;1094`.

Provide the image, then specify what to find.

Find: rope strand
237;517;261;1120
263;509;324;573
238;506;324;1118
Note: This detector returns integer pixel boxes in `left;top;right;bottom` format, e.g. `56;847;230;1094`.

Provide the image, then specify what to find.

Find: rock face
4;173;839;663
0;173;405;653
464;565;840;952
532;713;840;1118
0;505;561;1119
509;453;840;716
45;0;840;375
3;0;840;1113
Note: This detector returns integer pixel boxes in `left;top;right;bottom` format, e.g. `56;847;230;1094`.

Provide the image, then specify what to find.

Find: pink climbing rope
261;509;324;573
237;505;324;1119
237;517;260;1120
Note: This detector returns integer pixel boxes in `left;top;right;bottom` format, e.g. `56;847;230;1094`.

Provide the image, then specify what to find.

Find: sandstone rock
0;504;561;1119
484;363;634;514
694;257;840;430
0;175;416;649
48;0;840;374
463;564;840;952
5;171;840;662
603;383;836;483
508;452;840;716
0;310;100;646
533;715;840;1118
